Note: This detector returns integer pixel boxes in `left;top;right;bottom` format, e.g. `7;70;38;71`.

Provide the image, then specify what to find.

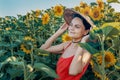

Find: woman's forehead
71;17;83;24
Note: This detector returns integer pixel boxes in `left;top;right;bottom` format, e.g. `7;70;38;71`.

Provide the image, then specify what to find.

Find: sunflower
93;71;102;79
114;12;120;20
97;51;117;68
62;33;72;42
5;27;11;31
90;26;101;35
97;0;104;10
90;60;94;68
5;16;10;21
79;1;87;8
74;6;80;12
35;9;41;17
89;6;103;21
80;6;91;15
42;13;50;25
24;36;34;42
53;5;63;17
20;44;33;54
93;71;109;80
105;77;109;80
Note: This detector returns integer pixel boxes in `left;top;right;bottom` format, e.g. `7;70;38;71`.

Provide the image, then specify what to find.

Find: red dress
55;43;89;80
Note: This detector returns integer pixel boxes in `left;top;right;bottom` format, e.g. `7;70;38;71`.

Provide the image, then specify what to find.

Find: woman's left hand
81;35;90;43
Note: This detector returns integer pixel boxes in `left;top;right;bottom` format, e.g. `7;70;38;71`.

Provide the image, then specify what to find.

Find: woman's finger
61;22;68;29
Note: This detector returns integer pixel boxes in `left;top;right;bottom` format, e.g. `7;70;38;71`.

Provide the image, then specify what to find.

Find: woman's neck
72;38;81;43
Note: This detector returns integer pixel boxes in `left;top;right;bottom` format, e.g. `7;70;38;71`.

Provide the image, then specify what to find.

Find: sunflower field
0;0;120;80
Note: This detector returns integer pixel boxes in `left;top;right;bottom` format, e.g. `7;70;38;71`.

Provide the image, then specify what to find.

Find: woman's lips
69;31;75;34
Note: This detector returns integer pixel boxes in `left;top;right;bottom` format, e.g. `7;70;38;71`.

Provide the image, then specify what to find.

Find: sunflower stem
101;35;106;80
30;50;34;66
23;60;27;80
32;15;35;37
98;34;106;80
10;35;14;56
118;47;120;63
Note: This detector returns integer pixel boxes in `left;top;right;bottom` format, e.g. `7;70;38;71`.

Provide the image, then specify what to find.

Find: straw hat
63;8;95;29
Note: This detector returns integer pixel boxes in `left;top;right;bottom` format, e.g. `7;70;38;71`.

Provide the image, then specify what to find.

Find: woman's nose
69;25;74;30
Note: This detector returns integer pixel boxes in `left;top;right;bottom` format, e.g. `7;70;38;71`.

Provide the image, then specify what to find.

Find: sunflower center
105;55;111;62
57;8;62;13
94;11;99;18
84;11;89;15
45;16;48;21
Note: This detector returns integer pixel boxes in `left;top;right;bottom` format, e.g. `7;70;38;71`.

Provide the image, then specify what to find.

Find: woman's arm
69;35;91;75
40;23;69;53
69;48;91;75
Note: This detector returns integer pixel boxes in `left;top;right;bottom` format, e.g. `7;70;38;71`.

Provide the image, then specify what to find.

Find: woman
40;8;94;80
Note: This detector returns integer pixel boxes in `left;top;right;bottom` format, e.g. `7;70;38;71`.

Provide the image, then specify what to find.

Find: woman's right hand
56;22;69;34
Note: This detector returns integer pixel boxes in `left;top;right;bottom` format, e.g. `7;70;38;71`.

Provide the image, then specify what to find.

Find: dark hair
73;14;91;30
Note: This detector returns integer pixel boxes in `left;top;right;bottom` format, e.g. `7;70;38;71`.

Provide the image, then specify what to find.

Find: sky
0;0;120;17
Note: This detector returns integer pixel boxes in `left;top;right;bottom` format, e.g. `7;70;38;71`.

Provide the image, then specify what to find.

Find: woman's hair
73;14;91;30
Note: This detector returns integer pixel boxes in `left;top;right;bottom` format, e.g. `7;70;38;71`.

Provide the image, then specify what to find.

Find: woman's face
68;17;88;39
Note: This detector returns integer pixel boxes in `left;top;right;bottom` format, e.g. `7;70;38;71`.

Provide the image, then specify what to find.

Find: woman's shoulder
83;49;92;58
77;46;91;56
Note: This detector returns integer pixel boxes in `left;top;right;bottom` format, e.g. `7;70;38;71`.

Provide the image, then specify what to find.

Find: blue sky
0;0;120;17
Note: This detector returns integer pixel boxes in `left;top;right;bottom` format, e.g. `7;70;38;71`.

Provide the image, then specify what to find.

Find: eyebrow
70;21;83;27
73;14;91;29
75;24;82;27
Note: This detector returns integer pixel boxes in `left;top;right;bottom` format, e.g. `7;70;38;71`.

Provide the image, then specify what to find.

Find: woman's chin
68;34;78;38
69;35;76;38
69;34;74;37
68;33;75;36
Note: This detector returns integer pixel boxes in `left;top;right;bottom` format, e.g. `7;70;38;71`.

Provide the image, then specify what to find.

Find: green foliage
34;63;58;78
0;1;120;80
79;43;99;54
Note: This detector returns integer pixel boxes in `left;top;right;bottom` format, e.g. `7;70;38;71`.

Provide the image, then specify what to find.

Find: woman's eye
75;25;80;28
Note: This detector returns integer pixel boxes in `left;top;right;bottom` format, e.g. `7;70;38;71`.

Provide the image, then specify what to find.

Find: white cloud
110;3;120;12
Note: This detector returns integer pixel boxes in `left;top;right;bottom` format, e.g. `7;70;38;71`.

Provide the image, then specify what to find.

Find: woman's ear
84;30;90;36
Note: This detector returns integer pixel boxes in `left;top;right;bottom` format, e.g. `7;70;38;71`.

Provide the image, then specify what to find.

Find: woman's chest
61;46;78;58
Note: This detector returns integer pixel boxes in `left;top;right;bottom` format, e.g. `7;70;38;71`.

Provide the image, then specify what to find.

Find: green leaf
0;50;7;57
9;61;24;66
102;26;113;37
7;67;23;79
101;22;120;38
0;72;4;78
34;48;50;56
108;71;120;79
0;63;2;70
107;0;120;3
79;43;99;54
89;31;97;40
34;63;58;78
112;37;120;50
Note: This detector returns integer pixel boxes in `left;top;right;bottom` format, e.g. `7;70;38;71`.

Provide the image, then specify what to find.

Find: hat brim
63;8;94;28
63;8;77;25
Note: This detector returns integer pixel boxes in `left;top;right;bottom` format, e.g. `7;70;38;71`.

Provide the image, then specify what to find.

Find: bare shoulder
82;49;92;63
76;47;91;57
83;49;92;58
83;49;91;55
